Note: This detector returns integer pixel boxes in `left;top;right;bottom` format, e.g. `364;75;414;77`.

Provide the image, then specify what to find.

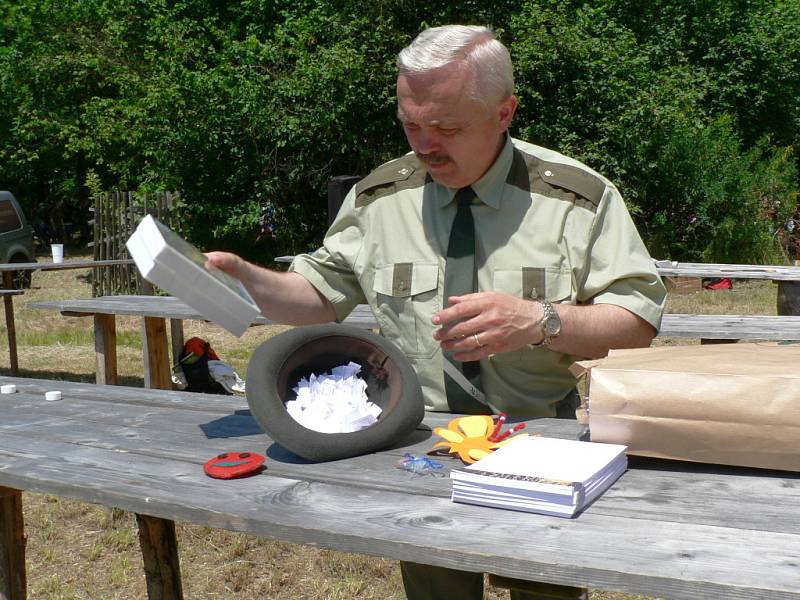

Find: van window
0;200;21;233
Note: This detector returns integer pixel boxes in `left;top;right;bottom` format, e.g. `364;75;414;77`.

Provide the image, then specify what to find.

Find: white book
450;436;627;518
125;215;261;337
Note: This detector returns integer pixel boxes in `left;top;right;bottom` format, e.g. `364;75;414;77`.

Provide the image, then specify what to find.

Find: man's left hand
432;292;542;361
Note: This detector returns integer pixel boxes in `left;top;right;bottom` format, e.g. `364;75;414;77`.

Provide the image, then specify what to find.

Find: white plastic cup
45;390;62;401
51;244;64;263
1;384;16;394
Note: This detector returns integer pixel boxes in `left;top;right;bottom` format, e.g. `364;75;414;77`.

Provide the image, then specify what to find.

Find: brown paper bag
575;343;800;472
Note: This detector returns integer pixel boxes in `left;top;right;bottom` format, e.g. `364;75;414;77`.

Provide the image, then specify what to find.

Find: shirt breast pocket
492;266;574;363
373;263;440;358
492;266;573;303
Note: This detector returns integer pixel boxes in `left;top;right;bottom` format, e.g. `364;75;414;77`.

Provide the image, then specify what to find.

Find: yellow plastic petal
456;415;492;438
433;428;464;443
467;448;490;462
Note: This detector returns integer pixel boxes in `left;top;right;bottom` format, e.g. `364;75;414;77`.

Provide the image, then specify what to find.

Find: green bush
0;0;797;264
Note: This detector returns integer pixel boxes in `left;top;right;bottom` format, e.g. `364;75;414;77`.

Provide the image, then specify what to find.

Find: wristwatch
531;299;561;348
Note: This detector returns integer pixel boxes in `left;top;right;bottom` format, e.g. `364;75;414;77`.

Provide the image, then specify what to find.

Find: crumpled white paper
286;361;382;433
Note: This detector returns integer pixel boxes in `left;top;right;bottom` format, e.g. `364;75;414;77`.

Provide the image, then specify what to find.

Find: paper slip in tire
126;215;261;337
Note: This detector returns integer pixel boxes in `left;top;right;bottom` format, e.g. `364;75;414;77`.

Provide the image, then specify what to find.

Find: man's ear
497;95;518;132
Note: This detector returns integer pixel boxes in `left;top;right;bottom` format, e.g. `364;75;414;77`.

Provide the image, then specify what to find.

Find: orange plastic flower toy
428;413;528;464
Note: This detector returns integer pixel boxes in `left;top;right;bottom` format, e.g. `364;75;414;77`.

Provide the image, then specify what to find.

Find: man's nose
414;128;441;155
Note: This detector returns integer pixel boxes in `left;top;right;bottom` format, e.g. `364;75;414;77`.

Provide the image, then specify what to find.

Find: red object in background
703;277;733;290
184;336;220;360
204;451;265;479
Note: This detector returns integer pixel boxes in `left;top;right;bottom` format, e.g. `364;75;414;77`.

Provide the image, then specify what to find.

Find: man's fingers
432;293;483;326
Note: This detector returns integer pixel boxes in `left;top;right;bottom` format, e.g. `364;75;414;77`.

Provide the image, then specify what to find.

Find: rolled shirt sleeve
577;184;666;330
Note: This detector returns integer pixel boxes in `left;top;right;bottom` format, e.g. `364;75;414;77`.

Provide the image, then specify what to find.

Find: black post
327;176;361;227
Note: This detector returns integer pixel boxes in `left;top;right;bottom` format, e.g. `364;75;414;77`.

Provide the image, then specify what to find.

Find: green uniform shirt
290;136;666;416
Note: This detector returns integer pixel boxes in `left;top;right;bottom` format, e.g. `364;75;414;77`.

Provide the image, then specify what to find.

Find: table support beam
0;486;26;600
94;314;118;385
135;514;183;600
1;273;17;376
777;280;800;316
169;319;184;369
142;317;171;390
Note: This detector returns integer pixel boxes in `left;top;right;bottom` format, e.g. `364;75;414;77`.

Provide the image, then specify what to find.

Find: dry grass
0;257;774;599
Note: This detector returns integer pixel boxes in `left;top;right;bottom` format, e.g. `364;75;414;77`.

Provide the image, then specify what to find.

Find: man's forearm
236;262;337;325
546;303;656;358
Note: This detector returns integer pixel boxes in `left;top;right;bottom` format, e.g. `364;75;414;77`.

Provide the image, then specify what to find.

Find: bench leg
169;319;184;369
1;272;18;377
2;295;17;377
142;317;171;390
777;280;800;315
94;314;118;385
0;486;26;600
136;514;183;600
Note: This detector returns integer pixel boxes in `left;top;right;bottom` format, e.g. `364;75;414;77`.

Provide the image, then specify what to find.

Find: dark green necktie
443;187;487;414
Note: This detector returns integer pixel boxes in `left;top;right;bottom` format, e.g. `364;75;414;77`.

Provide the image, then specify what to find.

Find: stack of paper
126;215;261;337
450;436;627;518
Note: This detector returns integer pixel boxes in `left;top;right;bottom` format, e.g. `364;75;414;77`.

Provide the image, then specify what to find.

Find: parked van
0;191;35;287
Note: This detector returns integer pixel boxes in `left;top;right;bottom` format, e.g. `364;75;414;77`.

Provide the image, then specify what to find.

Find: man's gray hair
396;25;514;106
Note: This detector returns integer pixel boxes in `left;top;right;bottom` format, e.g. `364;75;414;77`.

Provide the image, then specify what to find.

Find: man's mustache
416;152;451;165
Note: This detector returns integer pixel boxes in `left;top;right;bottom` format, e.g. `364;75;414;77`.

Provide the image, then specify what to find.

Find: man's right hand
204;251;250;281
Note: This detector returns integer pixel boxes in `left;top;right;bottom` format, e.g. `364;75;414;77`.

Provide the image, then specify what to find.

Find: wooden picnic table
0;376;797;599
0;259;134;375
27;295;800;391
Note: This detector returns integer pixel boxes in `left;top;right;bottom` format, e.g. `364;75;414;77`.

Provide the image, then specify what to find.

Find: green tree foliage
0;0;797;263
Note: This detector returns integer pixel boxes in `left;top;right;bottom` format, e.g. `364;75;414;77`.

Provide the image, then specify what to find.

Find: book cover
450;436;627;518
126;215;261;337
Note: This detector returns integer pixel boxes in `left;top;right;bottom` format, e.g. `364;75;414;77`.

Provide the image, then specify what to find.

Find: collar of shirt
438;135;513;210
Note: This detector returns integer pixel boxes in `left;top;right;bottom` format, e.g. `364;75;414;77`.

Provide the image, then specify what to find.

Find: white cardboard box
126;215;261;337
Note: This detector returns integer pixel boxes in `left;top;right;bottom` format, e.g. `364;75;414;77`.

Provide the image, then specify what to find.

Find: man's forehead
396;69;479;122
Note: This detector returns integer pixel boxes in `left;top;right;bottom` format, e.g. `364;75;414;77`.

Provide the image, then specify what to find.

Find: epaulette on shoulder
535;159;606;211
354;155;427;208
511;149;607;212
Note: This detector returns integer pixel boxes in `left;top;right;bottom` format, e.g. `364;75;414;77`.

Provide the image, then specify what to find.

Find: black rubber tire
246;323;424;462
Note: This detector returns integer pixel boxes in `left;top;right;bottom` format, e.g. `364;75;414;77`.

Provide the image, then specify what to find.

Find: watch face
544;316;560;336
544;312;561;336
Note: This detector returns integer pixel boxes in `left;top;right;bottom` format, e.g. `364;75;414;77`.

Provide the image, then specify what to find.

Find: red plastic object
704;277;733;290
204;451;265;479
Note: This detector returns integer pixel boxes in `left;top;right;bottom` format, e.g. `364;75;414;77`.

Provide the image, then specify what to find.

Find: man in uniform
207;24;665;600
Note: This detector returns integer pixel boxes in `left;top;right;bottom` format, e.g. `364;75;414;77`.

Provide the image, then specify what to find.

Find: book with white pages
125;215;261;337
450;435;627;518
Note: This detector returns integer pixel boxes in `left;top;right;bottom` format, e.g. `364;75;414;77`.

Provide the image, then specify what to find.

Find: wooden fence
90;191;181;297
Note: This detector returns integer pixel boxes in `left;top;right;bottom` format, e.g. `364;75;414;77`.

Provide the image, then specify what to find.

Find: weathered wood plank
0;388;796;538
0;486;25;600
2;290;17;376
0;377;248;413
169;319;184;368
0;434;797;599
136;514;183;600
94;313;117;385
655;262;800;281
142;316;171;390
0;259;134;273
28;296;800;340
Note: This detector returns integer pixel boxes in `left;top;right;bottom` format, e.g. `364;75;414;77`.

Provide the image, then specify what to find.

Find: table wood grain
0;377;797;599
